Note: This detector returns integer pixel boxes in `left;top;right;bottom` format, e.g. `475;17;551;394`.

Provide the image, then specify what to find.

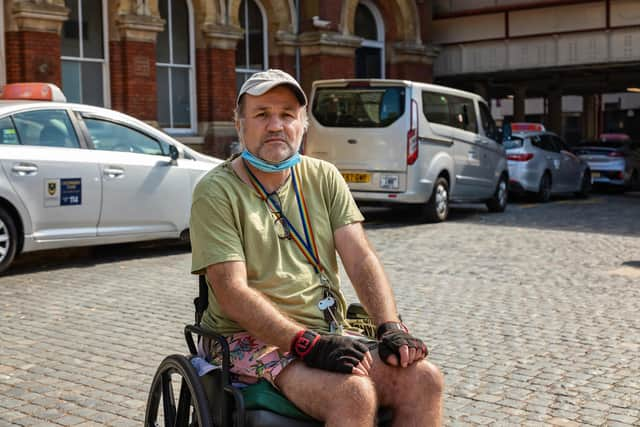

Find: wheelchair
144;275;393;426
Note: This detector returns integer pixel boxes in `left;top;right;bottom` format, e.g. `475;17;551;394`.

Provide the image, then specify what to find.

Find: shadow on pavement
5;239;190;276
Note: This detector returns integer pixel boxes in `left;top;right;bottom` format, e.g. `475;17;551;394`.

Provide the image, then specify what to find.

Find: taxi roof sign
510;122;545;132
0;83;67;102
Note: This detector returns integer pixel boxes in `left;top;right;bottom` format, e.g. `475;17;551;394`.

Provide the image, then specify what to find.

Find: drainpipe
295;0;300;80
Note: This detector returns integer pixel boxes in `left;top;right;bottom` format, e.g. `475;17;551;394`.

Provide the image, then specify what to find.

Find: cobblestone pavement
1;190;639;426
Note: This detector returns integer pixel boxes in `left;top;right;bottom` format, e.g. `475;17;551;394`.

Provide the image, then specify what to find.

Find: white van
305;79;509;222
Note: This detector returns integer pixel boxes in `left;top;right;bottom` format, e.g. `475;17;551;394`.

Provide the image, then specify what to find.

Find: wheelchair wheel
145;354;213;427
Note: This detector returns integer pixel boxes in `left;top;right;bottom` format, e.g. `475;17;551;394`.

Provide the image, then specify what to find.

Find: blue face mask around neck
241;149;301;173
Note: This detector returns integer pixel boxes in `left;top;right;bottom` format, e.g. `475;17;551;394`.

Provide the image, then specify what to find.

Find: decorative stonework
388;41;439;65
116;12;165;42
298;31;362;57
201;23;243;49
11;0;68;33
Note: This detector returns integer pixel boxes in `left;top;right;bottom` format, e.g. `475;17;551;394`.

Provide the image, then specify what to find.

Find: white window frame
235;0;269;85
60;0;110;107
358;0;385;79
156;0;197;134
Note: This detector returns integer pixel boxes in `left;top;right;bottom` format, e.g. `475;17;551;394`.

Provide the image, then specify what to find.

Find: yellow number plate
591;172;600;178
342;173;371;183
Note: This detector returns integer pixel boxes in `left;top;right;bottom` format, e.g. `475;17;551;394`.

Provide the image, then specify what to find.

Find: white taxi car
0;83;221;273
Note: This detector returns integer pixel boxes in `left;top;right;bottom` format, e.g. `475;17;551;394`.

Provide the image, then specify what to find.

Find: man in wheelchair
189;69;444;426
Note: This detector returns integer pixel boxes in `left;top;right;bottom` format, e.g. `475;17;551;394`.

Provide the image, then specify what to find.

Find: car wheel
419;177;449;223
486;175;508;212
629;170;639;191
0;207;18;274
536;172;552;203
576;170;592;198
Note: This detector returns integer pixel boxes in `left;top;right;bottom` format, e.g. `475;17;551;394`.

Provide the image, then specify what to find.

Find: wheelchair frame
144;275;392;427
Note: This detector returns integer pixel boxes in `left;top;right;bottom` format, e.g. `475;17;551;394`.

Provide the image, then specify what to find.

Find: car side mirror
168;145;179;162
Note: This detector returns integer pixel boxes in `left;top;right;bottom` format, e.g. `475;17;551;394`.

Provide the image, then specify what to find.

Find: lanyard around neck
243;160;323;274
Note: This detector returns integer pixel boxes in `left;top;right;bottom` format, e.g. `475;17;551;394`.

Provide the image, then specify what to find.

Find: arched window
236;0;268;90
355;1;384;79
157;0;196;132
61;0;108;106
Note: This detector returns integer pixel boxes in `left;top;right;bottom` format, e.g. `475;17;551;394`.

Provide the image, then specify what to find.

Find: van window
449;96;477;133
312;86;405;127
422;92;450;126
422;92;478;133
478;102;497;140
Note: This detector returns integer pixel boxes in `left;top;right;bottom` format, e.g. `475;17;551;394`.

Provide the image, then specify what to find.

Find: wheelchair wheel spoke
144;355;213;427
176;378;193;424
161;371;177;425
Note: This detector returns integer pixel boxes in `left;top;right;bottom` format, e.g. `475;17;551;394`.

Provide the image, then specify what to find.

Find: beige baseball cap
236;69;307;107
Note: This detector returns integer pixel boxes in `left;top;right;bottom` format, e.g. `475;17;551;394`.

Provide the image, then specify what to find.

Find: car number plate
591;172;601;178
342;173;371;183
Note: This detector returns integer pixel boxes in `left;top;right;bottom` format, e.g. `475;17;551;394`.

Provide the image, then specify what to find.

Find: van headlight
380;175;399;189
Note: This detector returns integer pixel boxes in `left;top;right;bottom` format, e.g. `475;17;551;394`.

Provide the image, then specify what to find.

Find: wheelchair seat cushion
241;380;314;421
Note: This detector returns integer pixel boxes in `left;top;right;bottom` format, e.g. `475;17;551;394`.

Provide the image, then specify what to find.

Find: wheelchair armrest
184;325;236;427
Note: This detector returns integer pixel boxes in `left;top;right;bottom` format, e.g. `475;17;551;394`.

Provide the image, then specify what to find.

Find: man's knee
413;360;445;395
332;375;377;413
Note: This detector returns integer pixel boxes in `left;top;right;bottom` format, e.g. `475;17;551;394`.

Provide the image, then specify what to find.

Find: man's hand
377;322;428;368
291;330;372;375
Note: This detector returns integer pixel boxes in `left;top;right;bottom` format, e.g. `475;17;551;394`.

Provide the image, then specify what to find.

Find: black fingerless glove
290;330;369;374
376;322;428;365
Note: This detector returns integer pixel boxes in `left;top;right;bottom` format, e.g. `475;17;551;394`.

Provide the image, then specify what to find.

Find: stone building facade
0;0;438;157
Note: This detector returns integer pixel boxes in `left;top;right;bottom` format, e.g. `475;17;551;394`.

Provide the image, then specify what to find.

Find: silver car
504;123;591;202
0;83;221;273
573;136;640;191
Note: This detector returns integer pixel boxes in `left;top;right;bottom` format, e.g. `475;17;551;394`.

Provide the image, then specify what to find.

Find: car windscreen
503;136;525;149
312;86;405;127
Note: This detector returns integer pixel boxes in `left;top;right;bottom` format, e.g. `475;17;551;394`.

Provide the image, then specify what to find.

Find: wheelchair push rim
145;354;213;427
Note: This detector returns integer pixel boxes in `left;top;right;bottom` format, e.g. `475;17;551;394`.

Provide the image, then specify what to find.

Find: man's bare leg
275;360;378;426
369;349;444;427
276;350;444;427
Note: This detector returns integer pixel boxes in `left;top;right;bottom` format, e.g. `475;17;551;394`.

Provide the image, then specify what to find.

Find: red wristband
291;329;320;358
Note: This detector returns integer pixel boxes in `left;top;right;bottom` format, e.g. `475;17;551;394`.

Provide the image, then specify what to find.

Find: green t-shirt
190;155;364;335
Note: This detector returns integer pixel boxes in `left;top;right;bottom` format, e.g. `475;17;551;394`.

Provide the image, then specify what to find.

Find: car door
538;134;564;192
0;109;101;241
556;136;582;191
79;114;191;237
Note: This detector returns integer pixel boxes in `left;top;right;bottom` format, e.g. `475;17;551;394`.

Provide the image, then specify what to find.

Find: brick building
0;0;437;157
1;1;638;154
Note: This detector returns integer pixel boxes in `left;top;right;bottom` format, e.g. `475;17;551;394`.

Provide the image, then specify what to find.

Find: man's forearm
206;262;301;350
335;223;399;325
349;250;399;325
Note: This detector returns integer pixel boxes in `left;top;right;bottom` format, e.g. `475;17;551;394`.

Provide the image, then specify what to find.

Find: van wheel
536;172;552;203
0;207;18;274
420;177;449;223
486;175;508;212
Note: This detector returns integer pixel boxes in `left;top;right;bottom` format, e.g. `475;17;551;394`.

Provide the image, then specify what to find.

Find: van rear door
306;82;409;191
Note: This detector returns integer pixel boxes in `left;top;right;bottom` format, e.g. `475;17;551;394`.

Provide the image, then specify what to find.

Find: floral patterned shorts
199;331;376;386
199;333;295;385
